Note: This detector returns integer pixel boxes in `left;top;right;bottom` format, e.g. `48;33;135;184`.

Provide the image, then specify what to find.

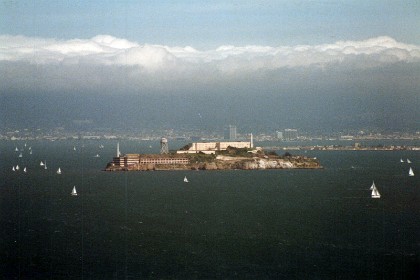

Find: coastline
105;154;322;171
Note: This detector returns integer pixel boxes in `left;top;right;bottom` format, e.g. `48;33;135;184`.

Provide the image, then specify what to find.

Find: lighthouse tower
117;142;121;157
250;133;254;148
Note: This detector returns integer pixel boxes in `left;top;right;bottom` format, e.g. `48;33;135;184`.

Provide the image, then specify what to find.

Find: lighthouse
117;142;121;157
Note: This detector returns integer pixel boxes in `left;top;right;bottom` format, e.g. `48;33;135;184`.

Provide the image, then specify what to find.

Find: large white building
177;139;253;154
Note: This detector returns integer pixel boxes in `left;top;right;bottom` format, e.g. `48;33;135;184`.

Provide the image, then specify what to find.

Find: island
105;139;322;171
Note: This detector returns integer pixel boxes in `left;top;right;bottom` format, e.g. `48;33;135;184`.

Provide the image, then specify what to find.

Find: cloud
1;34;419;94
1;35;419;68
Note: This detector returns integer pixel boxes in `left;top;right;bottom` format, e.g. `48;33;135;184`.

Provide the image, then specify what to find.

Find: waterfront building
340;135;354;140
112;156;125;166
284;129;298;141
112;154;140;166
139;157;189;164
112;154;189;167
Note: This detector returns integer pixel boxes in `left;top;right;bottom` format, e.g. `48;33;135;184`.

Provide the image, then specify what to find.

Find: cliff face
203;156;320;170
105;155;321;171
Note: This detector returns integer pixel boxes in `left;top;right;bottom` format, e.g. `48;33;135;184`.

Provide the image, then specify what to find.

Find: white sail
71;186;78;196
371;184;381;199
400;158;404;163
23;167;27;173
73;146;76;151
16;165;20;171
407;159;412;164
57;168;61;174
12;166;15;171
40;161;44;166
409;167;414;177
19;153;23;158
44;161;47;170
15;147;18;152
370;181;375;190
184;176;189;183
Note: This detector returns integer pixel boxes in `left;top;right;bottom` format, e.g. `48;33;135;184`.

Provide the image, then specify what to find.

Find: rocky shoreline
105;154;322;171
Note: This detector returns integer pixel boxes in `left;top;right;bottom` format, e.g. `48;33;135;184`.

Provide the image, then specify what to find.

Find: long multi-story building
112;154;140;166
112;154;190;167
139;157;190;164
177;140;252;154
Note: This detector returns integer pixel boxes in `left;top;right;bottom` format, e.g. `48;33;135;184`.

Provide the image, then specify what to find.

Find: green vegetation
187;152;216;163
218;146;253;157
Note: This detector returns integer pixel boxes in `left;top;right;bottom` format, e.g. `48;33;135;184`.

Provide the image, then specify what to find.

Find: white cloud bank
1;35;419;71
1;35;420;94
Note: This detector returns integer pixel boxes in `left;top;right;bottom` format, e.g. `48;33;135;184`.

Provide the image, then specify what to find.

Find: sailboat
24;167;27;173
407;159;412;164
370;181;381;198
57;168;62;175
16;165;20;171
400;158;404;163
44;161;47;170
71;186;78;196
409;167;415;177
184;176;189;183
12;166;15;171
73;146;76;151
40;161;44;166
15;147;19;152
19;153;23;158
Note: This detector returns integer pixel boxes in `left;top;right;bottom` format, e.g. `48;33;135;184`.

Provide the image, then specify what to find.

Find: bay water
1;140;419;279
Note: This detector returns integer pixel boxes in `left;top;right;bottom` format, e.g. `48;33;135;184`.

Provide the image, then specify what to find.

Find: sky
1;1;419;133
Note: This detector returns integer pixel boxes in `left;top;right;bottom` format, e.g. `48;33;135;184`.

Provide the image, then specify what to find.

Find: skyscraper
224;125;237;141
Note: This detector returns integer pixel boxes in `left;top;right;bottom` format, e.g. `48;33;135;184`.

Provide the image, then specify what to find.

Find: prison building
112;156;125;166
177;141;252;154
139;157;190;165
112;154;140;167
125;154;141;166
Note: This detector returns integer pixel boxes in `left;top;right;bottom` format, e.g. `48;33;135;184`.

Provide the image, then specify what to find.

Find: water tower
160;137;169;154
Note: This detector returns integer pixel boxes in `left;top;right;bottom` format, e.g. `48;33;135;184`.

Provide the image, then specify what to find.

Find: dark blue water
1;140;419;279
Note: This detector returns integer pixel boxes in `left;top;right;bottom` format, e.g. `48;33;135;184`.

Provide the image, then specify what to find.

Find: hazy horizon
1;1;419;133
